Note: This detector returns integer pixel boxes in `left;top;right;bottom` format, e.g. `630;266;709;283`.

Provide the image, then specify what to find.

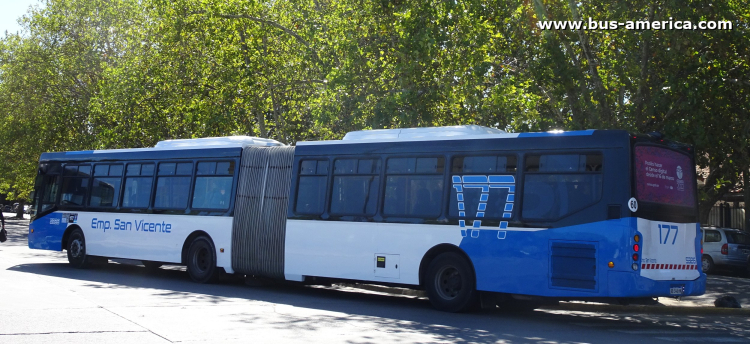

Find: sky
0;0;42;36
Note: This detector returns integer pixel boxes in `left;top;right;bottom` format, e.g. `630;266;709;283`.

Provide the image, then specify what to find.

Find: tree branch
191;10;320;63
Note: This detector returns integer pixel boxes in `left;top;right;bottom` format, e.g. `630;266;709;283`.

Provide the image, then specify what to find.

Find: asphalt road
1;216;749;344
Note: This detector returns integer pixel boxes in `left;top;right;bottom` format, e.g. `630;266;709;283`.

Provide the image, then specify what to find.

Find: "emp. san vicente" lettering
91;218;172;233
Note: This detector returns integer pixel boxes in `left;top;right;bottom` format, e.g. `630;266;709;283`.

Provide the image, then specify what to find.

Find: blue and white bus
29;126;705;312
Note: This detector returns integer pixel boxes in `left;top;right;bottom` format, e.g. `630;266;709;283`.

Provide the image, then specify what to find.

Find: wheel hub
70;239;83;258
195;247;209;272
435;266;462;300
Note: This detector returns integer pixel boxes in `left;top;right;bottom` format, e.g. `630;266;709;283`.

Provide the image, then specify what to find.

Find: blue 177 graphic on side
452;175;515;239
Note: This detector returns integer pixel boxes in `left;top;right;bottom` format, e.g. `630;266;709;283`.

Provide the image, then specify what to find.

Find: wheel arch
61;225;82;251
181;230;213;264
418;243;476;288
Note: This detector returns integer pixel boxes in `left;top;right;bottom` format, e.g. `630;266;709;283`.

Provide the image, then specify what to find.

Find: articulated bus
29;126;705;311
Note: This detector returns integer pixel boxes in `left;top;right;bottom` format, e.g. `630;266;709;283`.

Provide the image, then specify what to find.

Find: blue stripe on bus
28;212;66;251
457;217;705;298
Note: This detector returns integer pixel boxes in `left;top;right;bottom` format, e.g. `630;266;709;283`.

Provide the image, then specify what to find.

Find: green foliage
0;0;748;209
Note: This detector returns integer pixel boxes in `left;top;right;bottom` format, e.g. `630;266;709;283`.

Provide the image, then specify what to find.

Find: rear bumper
608;270;706;297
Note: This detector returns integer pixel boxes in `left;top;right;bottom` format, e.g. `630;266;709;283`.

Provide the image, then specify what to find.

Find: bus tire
66;229;90;269
186;236;219;283
425;252;478;312
702;255;714;274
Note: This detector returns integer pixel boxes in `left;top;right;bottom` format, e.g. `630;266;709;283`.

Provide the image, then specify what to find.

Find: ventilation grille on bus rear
550;241;597;290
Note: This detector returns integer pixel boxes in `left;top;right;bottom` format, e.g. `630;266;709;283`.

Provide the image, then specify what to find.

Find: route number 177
658;224;679;245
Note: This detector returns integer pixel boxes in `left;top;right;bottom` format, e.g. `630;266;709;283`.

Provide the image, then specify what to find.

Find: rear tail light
721;243;728;255
630;235;640;266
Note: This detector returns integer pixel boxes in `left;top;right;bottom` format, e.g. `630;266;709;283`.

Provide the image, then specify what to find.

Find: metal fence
706;203;747;230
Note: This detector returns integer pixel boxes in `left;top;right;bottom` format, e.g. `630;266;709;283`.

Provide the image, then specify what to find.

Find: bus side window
522;154;603;221
34;163;62;214
122;163;154;208
329;158;380;216
383;157;444;218
192;161;235;210
155;162;193;209
90;164;123;208
295;159;328;215
449;155;517;219
60;164;91;207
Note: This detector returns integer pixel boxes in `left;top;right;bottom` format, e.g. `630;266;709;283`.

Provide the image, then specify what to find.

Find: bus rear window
634;146;695;207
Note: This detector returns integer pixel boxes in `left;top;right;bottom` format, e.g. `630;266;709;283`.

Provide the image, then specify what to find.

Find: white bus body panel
284;220;463;285
71;212;234;273
638;218;700;281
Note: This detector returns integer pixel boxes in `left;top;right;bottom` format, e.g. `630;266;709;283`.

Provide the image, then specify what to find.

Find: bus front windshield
634;145;696;208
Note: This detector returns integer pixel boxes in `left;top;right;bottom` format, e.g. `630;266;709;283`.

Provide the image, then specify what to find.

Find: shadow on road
5;217;750;343
1;217;31;248
7;260;750;343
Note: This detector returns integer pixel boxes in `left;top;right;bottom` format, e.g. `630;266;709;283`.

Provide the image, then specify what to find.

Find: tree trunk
699;199;717;225
698;166;732;225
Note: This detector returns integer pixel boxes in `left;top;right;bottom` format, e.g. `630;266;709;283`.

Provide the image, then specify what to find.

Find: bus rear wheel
425;252;478;312
67;229;91;269
186;236;219;283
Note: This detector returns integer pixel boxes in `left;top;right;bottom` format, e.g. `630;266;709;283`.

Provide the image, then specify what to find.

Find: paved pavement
2;215;750;343
659;272;750;309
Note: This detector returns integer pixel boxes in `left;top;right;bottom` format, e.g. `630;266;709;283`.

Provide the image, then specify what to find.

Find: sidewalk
660;272;750;308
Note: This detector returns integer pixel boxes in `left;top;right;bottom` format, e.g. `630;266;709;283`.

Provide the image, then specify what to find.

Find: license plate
670;286;684;295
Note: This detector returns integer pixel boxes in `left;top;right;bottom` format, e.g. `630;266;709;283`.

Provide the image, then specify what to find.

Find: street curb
341;283;750;315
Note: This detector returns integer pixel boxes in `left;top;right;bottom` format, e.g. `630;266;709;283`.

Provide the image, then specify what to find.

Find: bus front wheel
425;252;478;312
67;229;90;269
186;236;219;283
